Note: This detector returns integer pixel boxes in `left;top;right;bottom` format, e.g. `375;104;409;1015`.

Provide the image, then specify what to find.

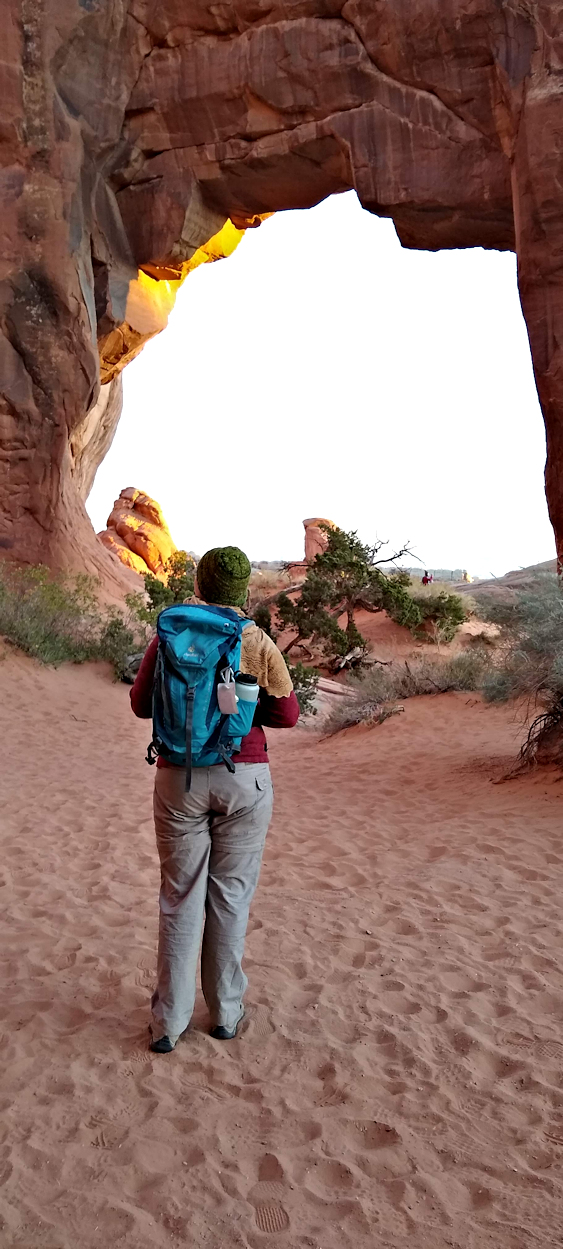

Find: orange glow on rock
99;217;269;383
182;218;246;275
125;269;182;337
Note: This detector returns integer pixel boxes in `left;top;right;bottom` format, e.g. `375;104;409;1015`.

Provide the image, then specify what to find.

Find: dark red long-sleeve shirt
130;635;299;765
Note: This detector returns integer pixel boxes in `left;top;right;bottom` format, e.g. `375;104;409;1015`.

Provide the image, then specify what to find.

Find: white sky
87;190;555;579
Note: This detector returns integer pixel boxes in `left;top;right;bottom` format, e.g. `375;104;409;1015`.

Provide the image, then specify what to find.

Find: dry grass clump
477;573;563;766
323;651;488;736
248;568;291;609
407;579;456;599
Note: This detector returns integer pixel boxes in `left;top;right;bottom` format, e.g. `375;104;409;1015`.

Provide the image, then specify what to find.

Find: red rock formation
287;517;335;577
1;1;562;575
98;488;177;578
303;518;335;564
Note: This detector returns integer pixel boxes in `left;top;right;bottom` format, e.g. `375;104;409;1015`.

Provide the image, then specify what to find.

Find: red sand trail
1;648;563;1247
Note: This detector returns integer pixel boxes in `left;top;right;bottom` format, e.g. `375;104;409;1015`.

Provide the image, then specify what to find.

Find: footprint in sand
0;1148;13;1187
86;1094;148;1130
247;1154;290;1234
90;986;120;1010
136;953;156;974
243;1003;275;1043
342;1118;402;1151
496;1030;563;1064
90;1124;128;1149
134;968;155;990
123;1048;153;1076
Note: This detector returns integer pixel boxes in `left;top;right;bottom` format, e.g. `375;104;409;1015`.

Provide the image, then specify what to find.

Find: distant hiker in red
422;571;433;586
131;546;299;1053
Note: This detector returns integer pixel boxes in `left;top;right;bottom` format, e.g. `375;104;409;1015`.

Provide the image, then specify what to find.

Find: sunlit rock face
1;0;562;580
287;517;335;577
98;488;177;578
97;218;251;385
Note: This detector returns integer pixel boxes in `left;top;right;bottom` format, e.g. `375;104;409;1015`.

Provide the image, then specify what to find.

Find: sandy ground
2;649;563;1248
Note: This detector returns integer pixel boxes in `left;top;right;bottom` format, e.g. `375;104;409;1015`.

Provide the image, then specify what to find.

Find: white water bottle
234;673;259;704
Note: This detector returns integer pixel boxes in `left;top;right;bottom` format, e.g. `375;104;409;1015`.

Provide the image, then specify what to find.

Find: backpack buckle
146;740;160;766
217;742;236;774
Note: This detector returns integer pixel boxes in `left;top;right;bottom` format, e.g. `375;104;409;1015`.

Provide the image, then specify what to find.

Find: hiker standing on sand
130;546;299;1053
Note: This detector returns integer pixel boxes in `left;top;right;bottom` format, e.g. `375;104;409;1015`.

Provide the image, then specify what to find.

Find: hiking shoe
149;1030;179;1054
210;1010;245;1041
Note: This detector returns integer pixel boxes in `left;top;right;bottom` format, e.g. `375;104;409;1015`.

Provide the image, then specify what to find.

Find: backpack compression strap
185;688;195;792
184;654;238;789
204;713;237;777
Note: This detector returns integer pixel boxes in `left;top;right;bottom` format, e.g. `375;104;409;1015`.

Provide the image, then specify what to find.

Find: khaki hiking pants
151;762;273;1039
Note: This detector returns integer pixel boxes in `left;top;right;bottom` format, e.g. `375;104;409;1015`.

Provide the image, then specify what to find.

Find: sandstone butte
1;1;562;591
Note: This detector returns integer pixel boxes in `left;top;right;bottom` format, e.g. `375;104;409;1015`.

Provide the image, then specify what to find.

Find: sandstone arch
1;0;562;583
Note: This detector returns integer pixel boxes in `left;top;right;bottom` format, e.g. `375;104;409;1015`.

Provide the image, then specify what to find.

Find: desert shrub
476;574;563;763
97;608;152;681
408;580;448;598
409;591;467;643
386;587;425;632
478;575;563;706
0;563;151;677
430;650;489;692
138;550;195;625
248;568;290;609
284;658;319;717
323;651;488;735
0;564;102;664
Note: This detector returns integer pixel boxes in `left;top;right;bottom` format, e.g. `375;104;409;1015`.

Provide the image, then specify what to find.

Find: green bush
323;650;488;735
97;610;143;681
284;658;319;717
477;574;563;707
0;563;151;677
0;565;101;664
409;591;467;643
472;574;563;765
474;574;563;765
123;550;195;646
386;587;424;632
135;550;196;626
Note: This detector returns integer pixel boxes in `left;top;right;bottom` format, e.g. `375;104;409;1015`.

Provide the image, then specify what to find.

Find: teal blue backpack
147;604;256;789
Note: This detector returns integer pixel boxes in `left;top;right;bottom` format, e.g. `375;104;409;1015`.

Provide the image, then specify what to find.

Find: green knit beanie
196;546;251;607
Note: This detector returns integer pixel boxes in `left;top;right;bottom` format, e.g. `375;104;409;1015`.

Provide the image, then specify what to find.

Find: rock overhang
1;0;562;586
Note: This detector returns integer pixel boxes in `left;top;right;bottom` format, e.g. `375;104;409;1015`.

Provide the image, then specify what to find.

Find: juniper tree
277;526;421;662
